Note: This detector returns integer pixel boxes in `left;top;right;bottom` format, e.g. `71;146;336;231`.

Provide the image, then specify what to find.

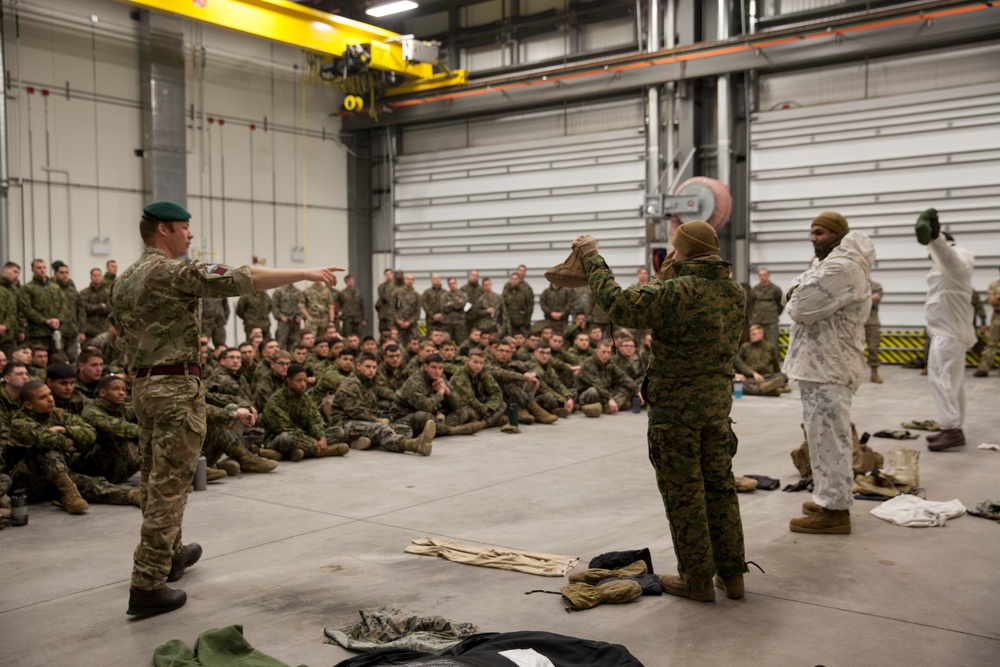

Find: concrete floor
1;365;998;666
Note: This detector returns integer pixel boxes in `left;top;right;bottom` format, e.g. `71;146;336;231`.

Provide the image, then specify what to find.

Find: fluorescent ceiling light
366;1;418;18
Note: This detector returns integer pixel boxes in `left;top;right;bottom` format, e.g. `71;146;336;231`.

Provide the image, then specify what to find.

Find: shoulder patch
205;264;228;276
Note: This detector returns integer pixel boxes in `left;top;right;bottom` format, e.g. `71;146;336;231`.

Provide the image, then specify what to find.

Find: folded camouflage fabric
968;500;1000;521
325;606;480;654
900;420;940;431
873;429;919;440
544;248;589;288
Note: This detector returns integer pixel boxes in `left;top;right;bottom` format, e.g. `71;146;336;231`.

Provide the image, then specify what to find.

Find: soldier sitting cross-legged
262;364;349;461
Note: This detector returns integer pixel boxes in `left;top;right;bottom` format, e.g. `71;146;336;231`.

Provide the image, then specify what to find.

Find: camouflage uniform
302;283;335;336
0;275;21;354
205;366;254;409
236;291;273;339
252;369;284;415
9;407;133;504
502;283;533;334
112;246;254;592
393;287;421;341
750;282;784;348
461;280;484;332
979;278;1000;373
263;385;335;456
612;352;645;385
201;298;230;347
865;279;883;369
374;362;409;413
484;355;535;408
55;390;90;416
421;285;446;330
325;370;413;452
338;286;366;337
271;285;304;351
84;331;124;373
80;397;141;483
471;290;502;332
55;278;86;363
524;356;574;413
451;364;506;427
390;370;477;436
376;276;402;332
315;365;352;400
584;250;747;589
441;289;468;344
80;281;113;339
19;275;67;353
576;355;636;412
738;339;783;375
540;285;574;332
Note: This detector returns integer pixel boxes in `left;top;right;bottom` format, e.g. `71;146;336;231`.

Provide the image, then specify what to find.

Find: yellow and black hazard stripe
777;327;998;367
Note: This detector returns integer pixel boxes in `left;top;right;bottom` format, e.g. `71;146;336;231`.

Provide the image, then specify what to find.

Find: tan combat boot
52;472;89;514
714;574;745;599
127;488;142;507
660;574;715;602
757;374;787;396
802;500;823;515
517;407;535;425
216;458;241;476
789;507;851;534
289;448;306;462
323;443;350;457
552;407;571;418
526;401;558;424
351;436;373;450
582;403;603;418
402;419;436;456
205;467;228;481
445;420;487;436
870;367;883;384
231;445;278;473
257;448;283;461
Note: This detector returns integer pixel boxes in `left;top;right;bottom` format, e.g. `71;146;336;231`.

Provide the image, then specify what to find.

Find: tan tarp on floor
405;537;579;577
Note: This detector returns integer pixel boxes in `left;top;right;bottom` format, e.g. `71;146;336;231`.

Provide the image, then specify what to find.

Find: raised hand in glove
572;235;599;258
915;208;940;246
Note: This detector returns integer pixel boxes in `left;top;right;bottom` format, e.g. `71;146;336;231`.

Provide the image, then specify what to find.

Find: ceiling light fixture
366;1;419;18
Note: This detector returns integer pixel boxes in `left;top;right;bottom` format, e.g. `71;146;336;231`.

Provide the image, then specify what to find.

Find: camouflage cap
142;201;191;222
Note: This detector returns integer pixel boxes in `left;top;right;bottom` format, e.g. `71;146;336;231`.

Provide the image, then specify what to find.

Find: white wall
4;0;348;344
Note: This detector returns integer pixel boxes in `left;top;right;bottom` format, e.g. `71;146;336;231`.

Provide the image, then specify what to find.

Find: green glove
915;208;940;246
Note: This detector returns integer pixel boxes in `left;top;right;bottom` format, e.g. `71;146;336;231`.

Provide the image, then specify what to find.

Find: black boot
126;586;187;617
167;543;203;583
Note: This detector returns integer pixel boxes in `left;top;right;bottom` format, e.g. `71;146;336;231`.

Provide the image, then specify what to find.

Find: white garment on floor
927;335;967;430
870;495;966;527
499;649;557;667
977;443;1000;451
799;381;854;511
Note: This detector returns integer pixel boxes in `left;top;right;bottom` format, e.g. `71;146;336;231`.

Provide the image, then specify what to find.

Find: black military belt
136;364;202;378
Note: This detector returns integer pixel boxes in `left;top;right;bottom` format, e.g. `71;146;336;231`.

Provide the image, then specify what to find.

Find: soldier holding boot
574;221;749;602
391;354;485;437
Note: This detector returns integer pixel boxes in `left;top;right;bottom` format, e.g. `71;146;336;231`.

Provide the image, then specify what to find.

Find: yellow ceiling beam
124;0;435;78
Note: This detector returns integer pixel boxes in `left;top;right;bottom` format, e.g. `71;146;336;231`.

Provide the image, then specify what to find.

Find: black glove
915;208;940;246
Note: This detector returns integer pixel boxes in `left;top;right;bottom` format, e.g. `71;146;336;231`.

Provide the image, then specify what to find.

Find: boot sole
789;523;851;534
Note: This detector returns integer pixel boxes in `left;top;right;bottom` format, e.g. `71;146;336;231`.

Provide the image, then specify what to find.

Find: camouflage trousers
265;428;344;457
496;380;535;408
865;323;881;368
328;420;412;453
394;406;477;437
648;417;746;589
0;472;10;496
799;381;854;510
340;318;365;338
535;391;572;414
743;372;787;397
71;438;141;485
275;320;301;353
202;322;227;348
928;336;966;430
132;375;207;591
10;449;132;504
203;421;242;466
480;408;508;428
578;387;632;411
977;311;1000;372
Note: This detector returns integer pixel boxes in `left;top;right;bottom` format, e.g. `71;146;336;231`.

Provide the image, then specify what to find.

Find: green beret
143;201;191;222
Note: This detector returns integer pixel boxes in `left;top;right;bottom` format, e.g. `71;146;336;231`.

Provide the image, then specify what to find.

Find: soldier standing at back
338;274;366;337
393;273;421;341
502;272;533;335
461;270;484;335
80;268;113;340
272;283;304;351
375;269;396;333
975;267;1000;377
19;259;67;355
574;221;749;602
540;283;574;333
750;268;783;349
104;259;118;286
441;277;468;344
236;290;272;340
52;261;87;363
112;200;341;618
472;277;502;332
0;262;22;356
866;271;884;383
303;280;335;337
201;297;230;348
421;273;446;332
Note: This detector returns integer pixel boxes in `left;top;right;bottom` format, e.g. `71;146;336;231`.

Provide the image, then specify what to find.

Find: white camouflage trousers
799;381;854;510
928;335;966;430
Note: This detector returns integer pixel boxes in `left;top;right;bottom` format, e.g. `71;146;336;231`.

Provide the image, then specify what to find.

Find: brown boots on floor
870;367;883;384
52;472;89;514
402;420;436;456
526;401;558;424
790;503;851;534
927;428;965;451
216;445;279;475
660;575;715;602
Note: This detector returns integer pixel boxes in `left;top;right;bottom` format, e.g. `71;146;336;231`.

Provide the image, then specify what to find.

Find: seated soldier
252;349;291;414
326;352;436;456
526;343;576;418
76;349;105;401
485;339;553;425
577;339;640;417
735;324;788;396
564;331;593;366
401;335;421;365
263;364;349;461
306;337;330;377
588;324;605;346
291;343;316;386
439;339;464;379
1;362;30;422
315;349;355;412
11;344;33;368
427;328;446;350
375;344;409;414
563;313;589;341
237;341;259;387
360;335;379;356
251;338;281;389
79;375;141;483
452;349;509;430
459;327;482;355
29;346;49;382
514;331;541;362
391;354;485;437
405;339;438;375
10;381;138;512
46;363;90;415
612;333;646;385
344;333;361;355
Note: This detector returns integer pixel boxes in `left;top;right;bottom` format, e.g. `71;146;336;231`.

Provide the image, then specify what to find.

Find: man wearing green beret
783;212;875;535
915;208;975;452
113;200;344;617
573;220;749;603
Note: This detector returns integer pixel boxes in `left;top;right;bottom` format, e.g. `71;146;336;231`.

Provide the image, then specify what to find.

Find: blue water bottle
733;379;743;400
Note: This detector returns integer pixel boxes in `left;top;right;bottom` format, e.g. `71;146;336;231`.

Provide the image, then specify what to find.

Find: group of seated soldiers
0;316;657;523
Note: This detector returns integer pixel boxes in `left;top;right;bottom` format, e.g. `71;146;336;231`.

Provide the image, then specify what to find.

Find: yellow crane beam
123;0;462;85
